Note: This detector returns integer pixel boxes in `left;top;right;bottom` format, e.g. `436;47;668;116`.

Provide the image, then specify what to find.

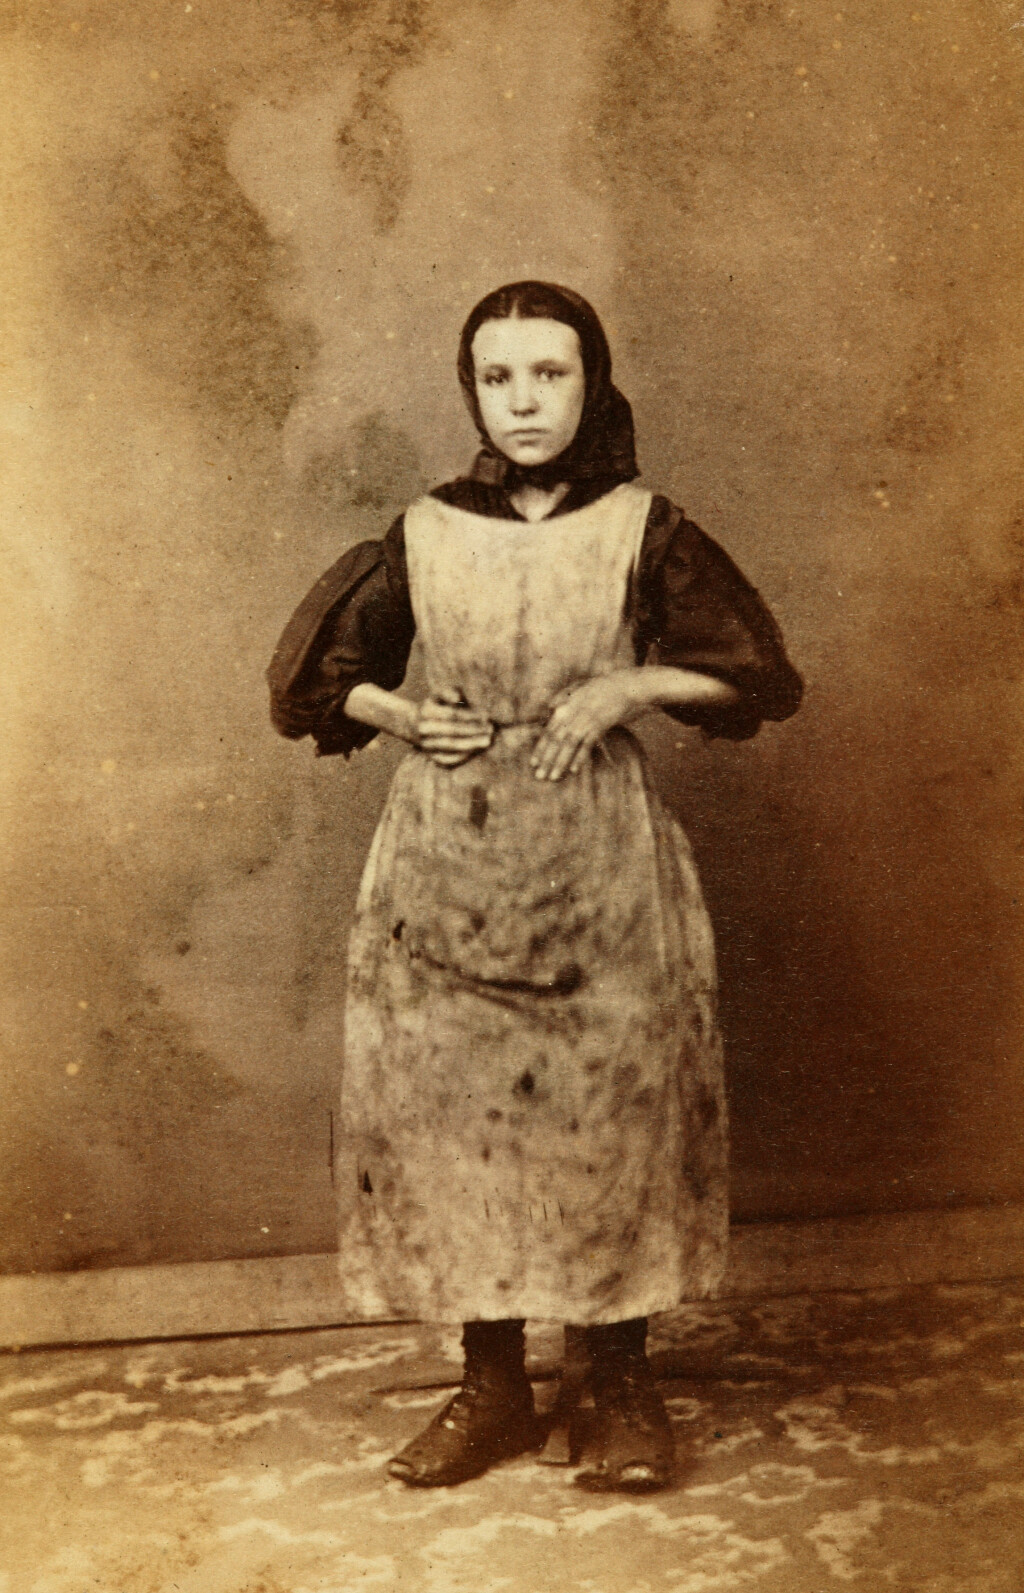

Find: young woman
268;282;802;1493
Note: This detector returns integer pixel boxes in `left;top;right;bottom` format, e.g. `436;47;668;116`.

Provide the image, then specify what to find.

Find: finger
419;723;493;745
549;710;601;778
438;703;489;722
568;741;592;777
431;687;468;706
418;714;493;737
421;726;492;746
533;724;582;781
419;707;479;728
420;708;492;733
531;727;566;779
418;724;491;743
427;696;492;733
547;731;588;782
529;731;552;777
541;720;579;774
530;708;574;776
420;739;493;758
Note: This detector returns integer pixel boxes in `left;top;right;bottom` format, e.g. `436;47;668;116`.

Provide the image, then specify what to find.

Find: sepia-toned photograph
2;0;1022;1588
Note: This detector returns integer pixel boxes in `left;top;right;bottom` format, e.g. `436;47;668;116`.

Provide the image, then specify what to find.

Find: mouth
507;428;548;441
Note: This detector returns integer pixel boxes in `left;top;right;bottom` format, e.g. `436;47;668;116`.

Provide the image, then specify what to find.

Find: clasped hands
415;677;643;781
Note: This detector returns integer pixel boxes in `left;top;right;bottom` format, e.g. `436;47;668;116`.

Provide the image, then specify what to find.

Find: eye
479;371;507;387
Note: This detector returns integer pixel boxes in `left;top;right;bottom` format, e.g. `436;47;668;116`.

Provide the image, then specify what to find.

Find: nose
508;375;539;415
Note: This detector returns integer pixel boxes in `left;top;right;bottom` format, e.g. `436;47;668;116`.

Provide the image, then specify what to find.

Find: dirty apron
337;483;727;1324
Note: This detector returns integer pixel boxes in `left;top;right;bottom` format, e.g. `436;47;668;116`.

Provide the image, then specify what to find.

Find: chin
505;443;557;466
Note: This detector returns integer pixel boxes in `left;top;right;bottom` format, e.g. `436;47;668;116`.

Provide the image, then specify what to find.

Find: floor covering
2;1278;1023;1592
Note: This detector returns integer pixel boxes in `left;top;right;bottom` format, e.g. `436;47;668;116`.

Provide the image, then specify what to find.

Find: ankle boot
573;1318;675;1493
387;1320;542;1487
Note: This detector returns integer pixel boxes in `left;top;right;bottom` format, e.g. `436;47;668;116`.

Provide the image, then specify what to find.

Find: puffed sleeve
635;496;803;741
266;515;415;757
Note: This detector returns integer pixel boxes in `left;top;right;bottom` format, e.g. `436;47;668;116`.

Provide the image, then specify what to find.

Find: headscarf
456;281;639;491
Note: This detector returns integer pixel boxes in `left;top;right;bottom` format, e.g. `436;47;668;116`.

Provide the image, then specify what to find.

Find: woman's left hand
531;673;643;781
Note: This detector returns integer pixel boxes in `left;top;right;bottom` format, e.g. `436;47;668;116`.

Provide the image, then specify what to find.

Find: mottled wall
2;0;1021;1273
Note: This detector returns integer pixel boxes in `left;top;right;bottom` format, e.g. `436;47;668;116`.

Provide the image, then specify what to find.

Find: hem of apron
332;1271;728;1325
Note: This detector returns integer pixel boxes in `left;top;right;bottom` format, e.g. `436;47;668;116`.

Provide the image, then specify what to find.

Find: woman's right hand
414;688;494;766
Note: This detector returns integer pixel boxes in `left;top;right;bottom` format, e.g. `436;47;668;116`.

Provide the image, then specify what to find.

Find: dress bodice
402;483;653;725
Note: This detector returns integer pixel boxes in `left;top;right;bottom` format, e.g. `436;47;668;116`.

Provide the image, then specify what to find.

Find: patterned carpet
2;1280;1023;1592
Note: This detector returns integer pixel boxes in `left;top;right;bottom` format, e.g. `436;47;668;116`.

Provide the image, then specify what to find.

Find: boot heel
539;1326;590;1466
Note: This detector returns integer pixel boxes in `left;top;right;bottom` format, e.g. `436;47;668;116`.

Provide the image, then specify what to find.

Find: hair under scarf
456;281;639;491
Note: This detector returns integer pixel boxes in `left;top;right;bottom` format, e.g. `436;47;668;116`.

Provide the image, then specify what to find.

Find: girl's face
471;317;586;467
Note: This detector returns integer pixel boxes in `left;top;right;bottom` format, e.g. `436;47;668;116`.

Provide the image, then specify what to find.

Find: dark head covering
456;281;639;491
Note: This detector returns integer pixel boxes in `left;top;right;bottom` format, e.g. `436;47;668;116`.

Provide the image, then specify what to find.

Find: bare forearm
344;682;418;743
615;665;740;717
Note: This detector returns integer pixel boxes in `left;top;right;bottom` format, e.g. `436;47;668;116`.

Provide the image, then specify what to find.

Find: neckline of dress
422;482;639;530
428;474;639;524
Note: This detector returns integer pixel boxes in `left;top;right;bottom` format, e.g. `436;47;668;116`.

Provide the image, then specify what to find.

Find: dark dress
268;479;802;758
268;480;801;1324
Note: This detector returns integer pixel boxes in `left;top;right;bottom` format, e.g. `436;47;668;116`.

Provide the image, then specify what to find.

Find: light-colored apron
336;484;727;1323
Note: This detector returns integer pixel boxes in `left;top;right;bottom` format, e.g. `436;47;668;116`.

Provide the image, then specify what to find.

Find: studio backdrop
2;0;1022;1276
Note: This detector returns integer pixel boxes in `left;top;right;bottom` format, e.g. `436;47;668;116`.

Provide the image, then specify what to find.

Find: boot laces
439;1368;527;1432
